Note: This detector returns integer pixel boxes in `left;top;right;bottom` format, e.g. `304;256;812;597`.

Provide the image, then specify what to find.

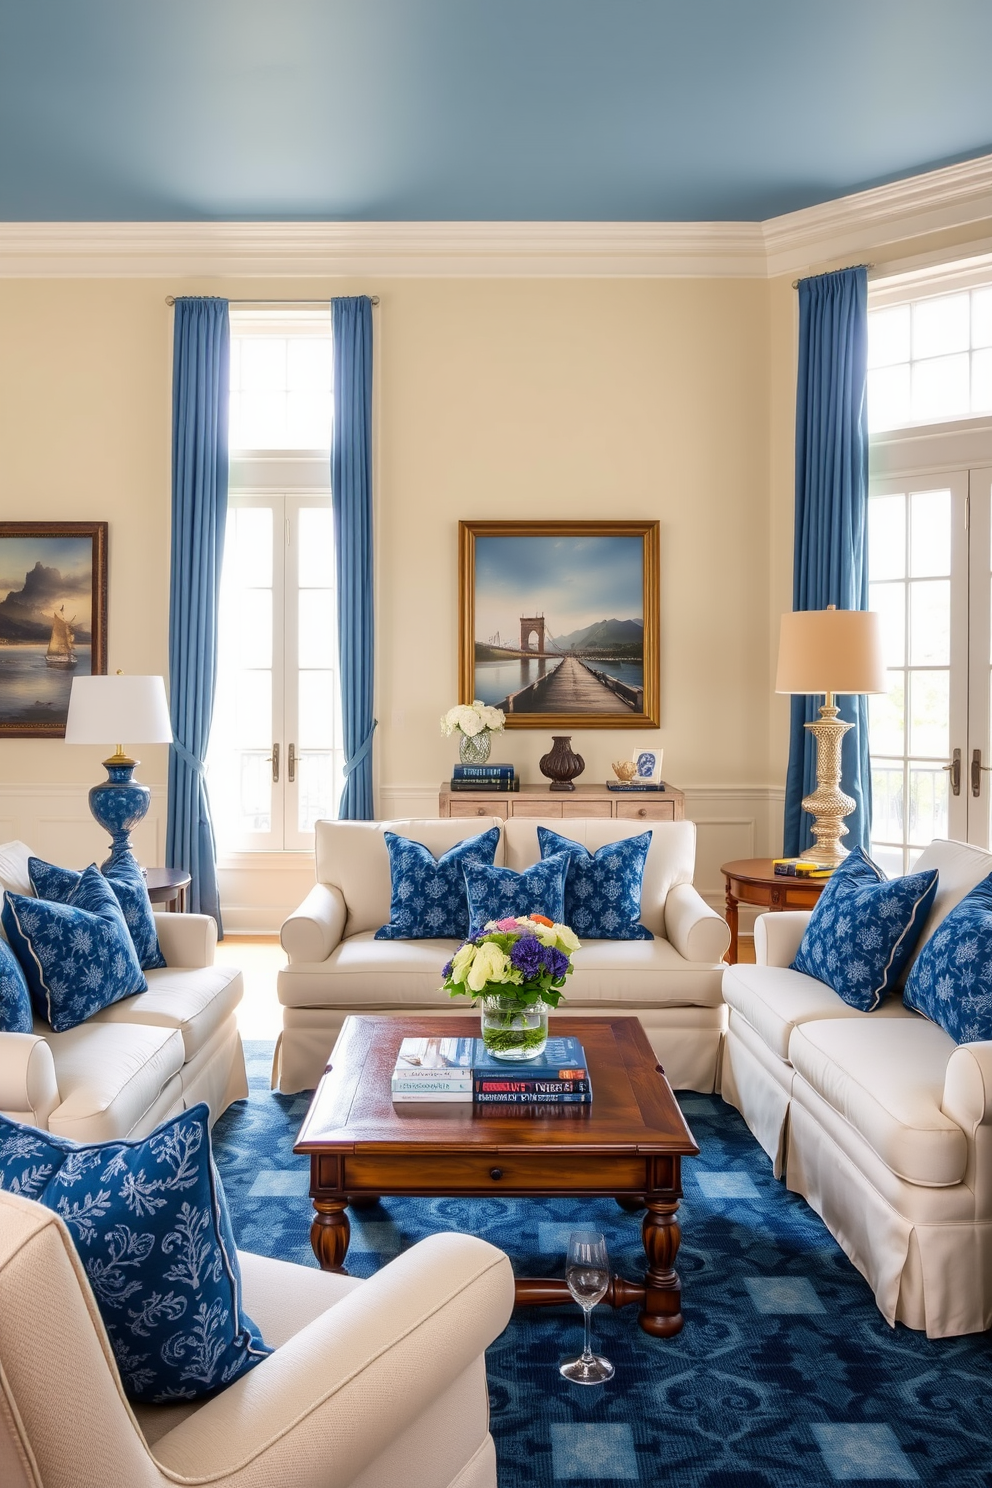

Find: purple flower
509;935;544;979
544;946;569;980
441;959;453;980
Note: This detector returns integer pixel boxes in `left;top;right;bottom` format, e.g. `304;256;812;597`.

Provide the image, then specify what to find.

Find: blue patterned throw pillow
463;853;570;935
29;856;167;972
2;866;148;1033
0;1103;270;1403
791;847;938;1012
537;827;654;940
904;873;992;1042
375;827;501;940
0;937;32;1034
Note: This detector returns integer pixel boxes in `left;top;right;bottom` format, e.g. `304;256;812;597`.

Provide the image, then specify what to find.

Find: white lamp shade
775;609;887;696
65;675;173;745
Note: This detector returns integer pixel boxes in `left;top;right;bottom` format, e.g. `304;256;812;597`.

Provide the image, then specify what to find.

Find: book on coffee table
391;1035;591;1103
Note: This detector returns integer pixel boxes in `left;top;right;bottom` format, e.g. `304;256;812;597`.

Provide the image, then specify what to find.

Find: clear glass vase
459;729;492;766
480;993;548;1061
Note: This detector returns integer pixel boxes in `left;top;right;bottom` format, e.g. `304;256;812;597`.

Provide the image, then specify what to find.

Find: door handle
268;743;280;784
972;749;992;797
288;743;296;783
944;748;962;796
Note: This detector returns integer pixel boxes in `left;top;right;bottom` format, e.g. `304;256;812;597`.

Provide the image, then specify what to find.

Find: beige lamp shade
775;608;887;696
65;675;173;745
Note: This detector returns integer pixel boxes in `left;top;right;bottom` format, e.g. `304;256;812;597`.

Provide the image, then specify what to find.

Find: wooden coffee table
294;1014;700;1337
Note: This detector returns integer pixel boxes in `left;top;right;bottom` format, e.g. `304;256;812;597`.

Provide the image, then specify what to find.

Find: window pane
871;766;904;842
298;589;336;668
297;751;343;833
908;580;950;666
908;766;948;845
868;305;910;368
974;288;992;349
912;293;970;359
868;494;906;581
286;392;332;449
234;670;272;749
868;364;910;432
908;671;949;758
909;489;950;577
240;337;287;392
869;581;905;668
973;348;992;416
238;388;288;448
228;507;272;588
912;354;970;423
298;670;335;748
871;844;906;878
869;674;905;757
298;507;335;588
288;338;333;391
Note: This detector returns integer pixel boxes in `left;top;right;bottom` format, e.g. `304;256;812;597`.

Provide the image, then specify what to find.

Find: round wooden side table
720;858;829;964
143;867;192;913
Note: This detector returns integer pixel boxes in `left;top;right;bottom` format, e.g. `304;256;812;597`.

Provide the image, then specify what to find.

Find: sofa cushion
791;848;938;1012
2;868;148;1032
905;873;992;1042
0;1103;271;1402
537;827;653;940
43;1021;186;1143
911;838;992;951
788;1017;965;1187
29;856;166;972
86;965;243;1060
723;963;919;1062
0;841;33;899
374;827;500;941
0;938;32;1034
464;854;570;934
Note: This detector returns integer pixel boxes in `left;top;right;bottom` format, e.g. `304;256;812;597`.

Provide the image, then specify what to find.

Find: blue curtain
331;296;376;820
167;298;229;927
783;266;871;857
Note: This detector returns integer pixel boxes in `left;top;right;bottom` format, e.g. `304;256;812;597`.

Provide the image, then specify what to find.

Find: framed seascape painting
459;520;660;728
0;523;108;737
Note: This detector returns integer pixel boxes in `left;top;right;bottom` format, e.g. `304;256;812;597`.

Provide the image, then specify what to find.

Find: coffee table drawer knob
489;1167;503;1180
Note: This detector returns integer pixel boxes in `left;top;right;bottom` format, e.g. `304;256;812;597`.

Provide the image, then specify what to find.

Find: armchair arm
151;1233;514;1487
664;883;731;962
754;911;812;967
942;1041;992;1219
0;1034;59;1128
153;913;217;969
281;882;347;964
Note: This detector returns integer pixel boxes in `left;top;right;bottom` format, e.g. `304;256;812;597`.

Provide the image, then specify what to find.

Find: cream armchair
0;1190;514;1488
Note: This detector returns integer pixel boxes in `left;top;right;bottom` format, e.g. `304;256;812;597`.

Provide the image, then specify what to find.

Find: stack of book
772;858;834;879
391;1036;592;1105
449;763;519;793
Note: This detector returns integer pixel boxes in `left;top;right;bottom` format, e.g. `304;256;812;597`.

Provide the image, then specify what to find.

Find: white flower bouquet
439;701;506;738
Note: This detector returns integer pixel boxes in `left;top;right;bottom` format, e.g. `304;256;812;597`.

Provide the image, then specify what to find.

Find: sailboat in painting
45;607;77;670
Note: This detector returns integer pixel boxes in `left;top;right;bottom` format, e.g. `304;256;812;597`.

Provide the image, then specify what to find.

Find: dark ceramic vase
539;735;585;792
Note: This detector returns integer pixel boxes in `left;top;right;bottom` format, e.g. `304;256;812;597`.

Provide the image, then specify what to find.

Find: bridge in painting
498;654;641;714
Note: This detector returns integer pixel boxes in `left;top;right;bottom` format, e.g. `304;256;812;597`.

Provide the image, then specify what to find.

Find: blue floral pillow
537;827;654;940
375;828;501;940
463;853;570;935
904;873;992;1042
29;856;166;972
0;1104;270;1403
0;937;32;1034
2;866;148;1033
791;847;938;1012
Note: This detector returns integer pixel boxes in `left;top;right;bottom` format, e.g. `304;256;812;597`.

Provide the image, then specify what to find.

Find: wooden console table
721;857;828;964
439;781;684;822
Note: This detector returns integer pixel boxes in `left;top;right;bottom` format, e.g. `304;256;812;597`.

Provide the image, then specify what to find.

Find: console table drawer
342;1152;647;1193
615;799;676;821
448;799;510;818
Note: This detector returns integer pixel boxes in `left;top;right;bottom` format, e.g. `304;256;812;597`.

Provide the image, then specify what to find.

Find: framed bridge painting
0;522;108;738
458;520;660;729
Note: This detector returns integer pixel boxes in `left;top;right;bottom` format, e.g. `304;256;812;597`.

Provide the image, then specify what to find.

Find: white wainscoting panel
217;852;315;935
0;783;165;871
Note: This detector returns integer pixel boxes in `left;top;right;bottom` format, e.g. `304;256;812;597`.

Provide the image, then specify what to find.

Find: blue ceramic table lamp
65;674;173;870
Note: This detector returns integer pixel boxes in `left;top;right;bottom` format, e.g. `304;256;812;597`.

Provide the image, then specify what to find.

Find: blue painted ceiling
2;1;992;223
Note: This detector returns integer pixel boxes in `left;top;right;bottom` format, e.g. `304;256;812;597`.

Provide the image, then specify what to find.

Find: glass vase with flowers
442;915;580;1060
440;700;506;766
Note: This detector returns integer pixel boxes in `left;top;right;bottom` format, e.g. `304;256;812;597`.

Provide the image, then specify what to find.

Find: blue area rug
213;1042;992;1487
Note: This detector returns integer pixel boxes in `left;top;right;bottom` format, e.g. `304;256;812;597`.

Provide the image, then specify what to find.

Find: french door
207;493;344;851
868;434;992;872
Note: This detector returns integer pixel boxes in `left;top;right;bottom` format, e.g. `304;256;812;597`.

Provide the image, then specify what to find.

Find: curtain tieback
344;720;377;778
172;740;206;776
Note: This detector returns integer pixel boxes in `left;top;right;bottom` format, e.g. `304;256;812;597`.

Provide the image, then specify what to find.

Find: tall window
868;283;992;432
207;310;344;852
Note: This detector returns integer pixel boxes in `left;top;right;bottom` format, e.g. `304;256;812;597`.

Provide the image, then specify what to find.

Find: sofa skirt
720;1014;794;1178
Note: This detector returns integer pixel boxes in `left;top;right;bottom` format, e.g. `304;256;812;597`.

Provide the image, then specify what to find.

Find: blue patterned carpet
212;1043;992;1488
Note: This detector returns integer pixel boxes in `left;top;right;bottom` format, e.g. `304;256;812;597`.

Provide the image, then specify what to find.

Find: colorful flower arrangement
442;915;580;1007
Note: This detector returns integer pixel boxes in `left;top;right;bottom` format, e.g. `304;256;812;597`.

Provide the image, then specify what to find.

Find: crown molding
0;153;990;281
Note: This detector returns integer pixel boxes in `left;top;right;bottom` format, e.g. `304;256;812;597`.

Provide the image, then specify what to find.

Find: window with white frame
207;309;344;853
868;282;992;432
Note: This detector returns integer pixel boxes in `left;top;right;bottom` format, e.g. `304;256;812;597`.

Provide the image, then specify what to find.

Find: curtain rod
164;295;379;306
792;263;874;290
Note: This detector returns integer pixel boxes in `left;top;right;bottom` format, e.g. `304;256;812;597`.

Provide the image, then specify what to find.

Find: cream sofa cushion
911;838;992;949
315;819;506;938
87;964;243;1059
43;1022;185;1142
0;842;33;898
789;1017;965;1187
723;963;918;1061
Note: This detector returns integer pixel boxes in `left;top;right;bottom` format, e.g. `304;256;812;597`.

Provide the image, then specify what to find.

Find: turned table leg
724;884;739;964
639;1198;683;1337
311;1198;350;1272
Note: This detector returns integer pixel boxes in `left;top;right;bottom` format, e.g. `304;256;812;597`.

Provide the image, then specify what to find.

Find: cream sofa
0;1188;514;1488
0;843;247;1141
276;815;730;1094
722;837;992;1338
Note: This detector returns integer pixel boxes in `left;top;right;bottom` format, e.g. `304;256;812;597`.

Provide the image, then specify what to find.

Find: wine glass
559;1230;615;1384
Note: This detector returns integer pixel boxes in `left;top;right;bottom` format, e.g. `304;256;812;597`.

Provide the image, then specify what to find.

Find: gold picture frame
459;519;660;729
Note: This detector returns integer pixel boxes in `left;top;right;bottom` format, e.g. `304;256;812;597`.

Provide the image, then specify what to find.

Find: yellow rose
553;923;581;954
449;943;476;986
467;941;509;992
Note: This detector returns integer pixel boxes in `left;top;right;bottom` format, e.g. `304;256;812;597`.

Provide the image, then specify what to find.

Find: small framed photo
631;747;663;784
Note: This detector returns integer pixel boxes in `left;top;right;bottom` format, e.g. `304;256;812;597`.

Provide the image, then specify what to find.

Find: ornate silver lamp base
802;696;856;867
